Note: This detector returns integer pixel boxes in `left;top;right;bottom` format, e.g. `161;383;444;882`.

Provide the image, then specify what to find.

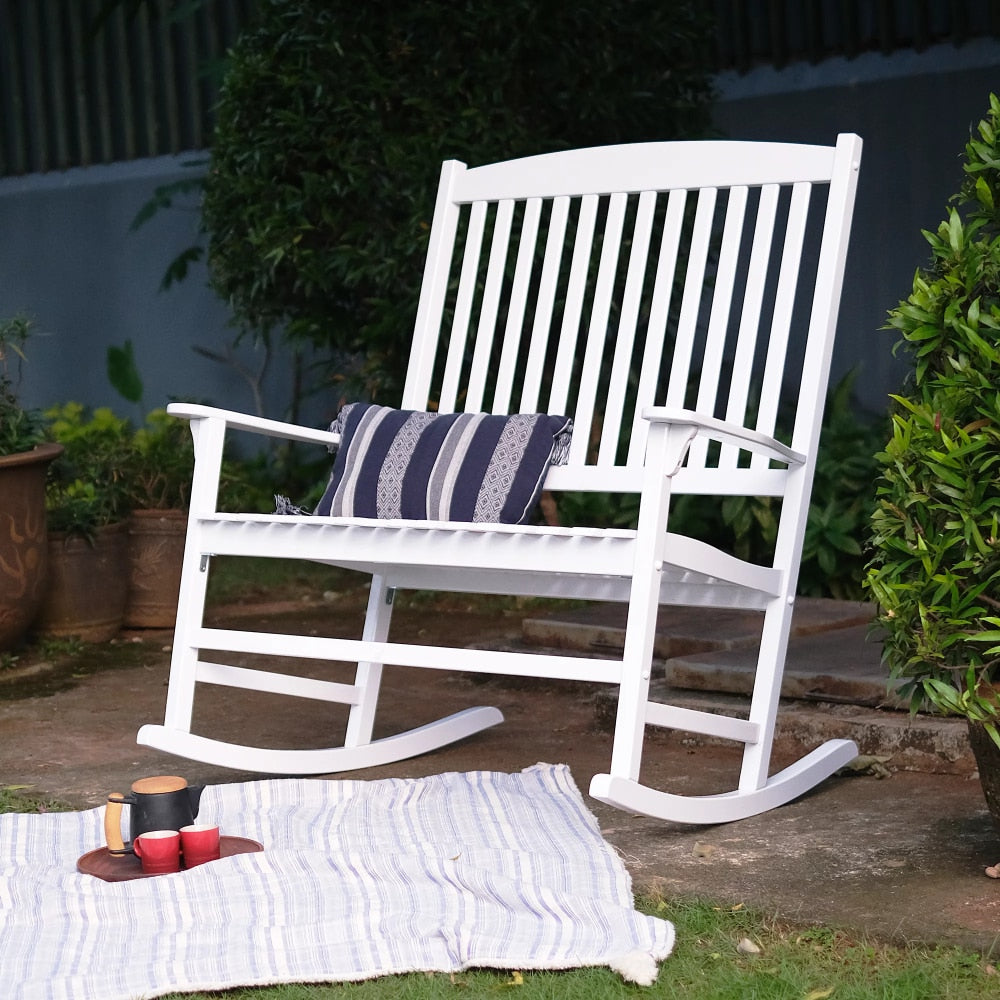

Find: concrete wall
712;38;1000;414
0;155;303;425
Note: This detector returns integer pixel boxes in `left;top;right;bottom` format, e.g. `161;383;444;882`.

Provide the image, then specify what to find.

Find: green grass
0;784;73;814
1;779;996;998
157;896;996;999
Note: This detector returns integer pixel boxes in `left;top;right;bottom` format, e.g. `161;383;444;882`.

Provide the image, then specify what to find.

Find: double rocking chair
139;133;863;824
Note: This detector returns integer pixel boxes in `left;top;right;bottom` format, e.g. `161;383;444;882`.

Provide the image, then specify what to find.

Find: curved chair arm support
643;406;806;467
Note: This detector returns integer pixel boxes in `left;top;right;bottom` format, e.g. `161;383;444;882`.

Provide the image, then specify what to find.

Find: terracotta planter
124;508;187;628
0;442;63;650
968;720;1000;835
36;521;130;642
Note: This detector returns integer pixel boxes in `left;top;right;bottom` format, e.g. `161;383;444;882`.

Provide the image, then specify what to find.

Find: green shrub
202;0;716;401
864;94;1000;740
127;408;194;510
44;403;133;539
0;315;45;455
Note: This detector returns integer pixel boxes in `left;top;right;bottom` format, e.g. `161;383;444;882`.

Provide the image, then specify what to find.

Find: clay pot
36;521;130;642
968;719;1000;835
0;442;63;650
124;509;187;628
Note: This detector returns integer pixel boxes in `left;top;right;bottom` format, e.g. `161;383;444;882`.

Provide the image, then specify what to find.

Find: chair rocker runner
138;134;863;825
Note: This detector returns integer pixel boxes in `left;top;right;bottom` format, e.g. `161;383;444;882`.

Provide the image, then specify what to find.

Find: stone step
522;597;873;660
524;598;899;707
522;598;873;660
589;685;974;775
666;623;905;709
509;598;972;772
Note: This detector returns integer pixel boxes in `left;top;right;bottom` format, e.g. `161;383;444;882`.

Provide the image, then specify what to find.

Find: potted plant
37;403;133;642
865;94;1000;832
0;315;63;650
122;408;194;628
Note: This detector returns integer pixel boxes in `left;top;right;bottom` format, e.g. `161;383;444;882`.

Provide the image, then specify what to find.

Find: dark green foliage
865;94;1000;740
0;315;46;456
106;340;144;404
202;0;716;401
44;403;134;539
127;408;195;509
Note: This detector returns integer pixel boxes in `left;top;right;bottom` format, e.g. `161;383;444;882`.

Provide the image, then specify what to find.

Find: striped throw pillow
314;403;573;524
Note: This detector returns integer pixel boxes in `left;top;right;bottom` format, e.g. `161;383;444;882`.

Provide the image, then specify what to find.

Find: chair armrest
642;406;805;466
166;403;341;448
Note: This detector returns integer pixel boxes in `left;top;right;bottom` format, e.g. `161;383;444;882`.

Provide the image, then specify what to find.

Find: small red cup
133;829;181;874
180;823;221;868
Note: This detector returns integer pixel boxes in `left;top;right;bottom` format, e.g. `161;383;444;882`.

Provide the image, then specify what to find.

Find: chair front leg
607;421;694;781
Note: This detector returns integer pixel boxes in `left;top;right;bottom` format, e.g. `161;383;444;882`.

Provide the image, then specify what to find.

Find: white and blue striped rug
1;764;674;999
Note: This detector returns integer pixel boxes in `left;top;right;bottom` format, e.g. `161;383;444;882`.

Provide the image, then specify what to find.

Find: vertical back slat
438;200;489;412
574;192;628;467
492;197;542;412
547;194;598;422
520;196;570;413
627;189;687;464
688;185;748;469
599;190;657;466
664;187;718;410
751;181;811;469
465;199;515;411
719;184;780;469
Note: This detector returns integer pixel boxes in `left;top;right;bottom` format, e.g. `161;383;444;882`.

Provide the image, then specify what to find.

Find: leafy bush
864;94;1000;739
44;403;133;538
0;315;45;456
127;408;194;510
202;0;716;401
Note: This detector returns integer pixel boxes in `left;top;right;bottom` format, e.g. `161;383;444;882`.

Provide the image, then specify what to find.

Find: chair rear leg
738;594;794;791
344;574;393;747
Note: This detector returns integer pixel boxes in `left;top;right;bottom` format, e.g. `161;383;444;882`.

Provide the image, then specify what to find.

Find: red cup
133;829;181;874
180;823;221;868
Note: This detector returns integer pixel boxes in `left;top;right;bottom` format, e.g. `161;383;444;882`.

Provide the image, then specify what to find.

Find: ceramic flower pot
123;509;186;628
0;443;63;650
968;719;1000;835
36;521;130;642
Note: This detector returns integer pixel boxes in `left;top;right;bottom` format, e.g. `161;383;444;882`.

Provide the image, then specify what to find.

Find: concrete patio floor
1;593;997;956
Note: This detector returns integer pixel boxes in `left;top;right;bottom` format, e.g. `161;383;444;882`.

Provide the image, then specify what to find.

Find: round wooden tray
77;835;264;882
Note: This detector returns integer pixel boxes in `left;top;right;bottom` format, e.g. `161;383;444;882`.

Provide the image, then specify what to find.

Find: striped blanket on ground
0;764;674;999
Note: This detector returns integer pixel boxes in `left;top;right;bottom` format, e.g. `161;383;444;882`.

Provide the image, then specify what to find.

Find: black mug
104;775;205;856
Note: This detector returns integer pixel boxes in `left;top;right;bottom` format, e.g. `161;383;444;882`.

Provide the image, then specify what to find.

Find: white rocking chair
138;134;863;824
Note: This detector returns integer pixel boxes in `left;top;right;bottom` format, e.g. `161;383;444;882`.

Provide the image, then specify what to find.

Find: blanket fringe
607;950;658;986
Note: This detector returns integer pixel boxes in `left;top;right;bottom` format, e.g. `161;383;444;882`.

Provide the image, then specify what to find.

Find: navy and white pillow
314;403;573;525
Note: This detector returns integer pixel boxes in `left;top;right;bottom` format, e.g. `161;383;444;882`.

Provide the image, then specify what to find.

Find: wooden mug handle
104;794;126;853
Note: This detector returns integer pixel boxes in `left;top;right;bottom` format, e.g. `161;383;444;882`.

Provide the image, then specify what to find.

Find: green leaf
105;341;143;404
975;175;994;211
